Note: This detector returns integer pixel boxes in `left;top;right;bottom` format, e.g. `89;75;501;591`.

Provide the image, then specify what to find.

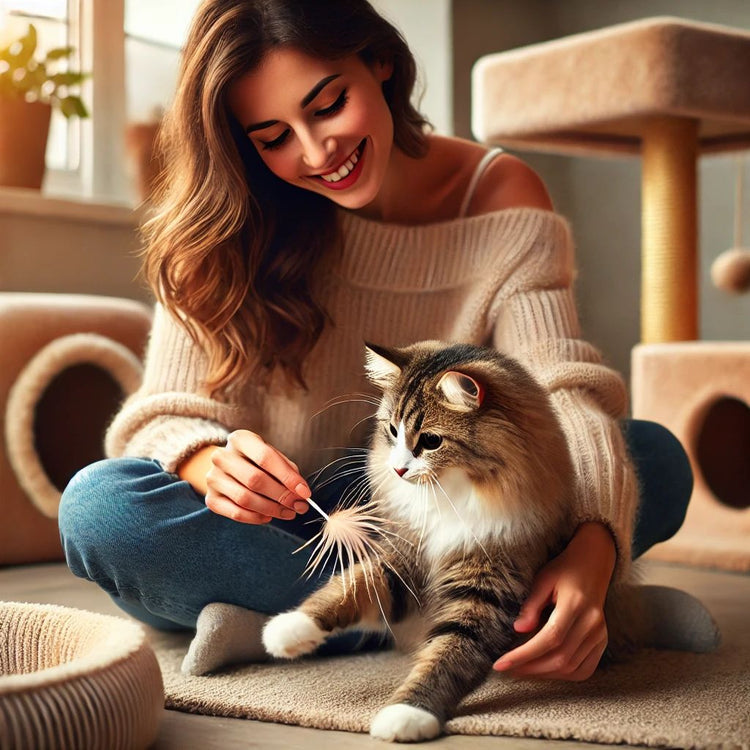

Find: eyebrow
244;73;341;134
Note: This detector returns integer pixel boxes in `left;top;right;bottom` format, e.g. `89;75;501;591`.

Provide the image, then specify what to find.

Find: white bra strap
458;147;504;218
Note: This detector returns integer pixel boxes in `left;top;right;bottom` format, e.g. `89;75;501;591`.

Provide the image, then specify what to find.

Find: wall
0;191;150;302
373;0;453;135
4;1;750;385
453;0;750;383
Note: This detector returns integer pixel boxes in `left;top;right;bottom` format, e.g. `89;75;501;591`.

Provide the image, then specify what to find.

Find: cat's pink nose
394;467;408;477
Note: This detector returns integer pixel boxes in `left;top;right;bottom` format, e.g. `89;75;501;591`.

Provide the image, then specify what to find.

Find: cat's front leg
370;614;510;742
263;561;393;659
262;610;329;659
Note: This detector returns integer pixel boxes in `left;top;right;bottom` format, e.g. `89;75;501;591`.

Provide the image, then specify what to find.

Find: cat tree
472;16;750;570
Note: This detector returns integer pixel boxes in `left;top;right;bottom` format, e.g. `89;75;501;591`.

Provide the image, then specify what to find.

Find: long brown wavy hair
142;0;430;396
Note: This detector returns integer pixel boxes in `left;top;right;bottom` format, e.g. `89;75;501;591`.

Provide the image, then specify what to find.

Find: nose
394;467;408;478
300;131;336;171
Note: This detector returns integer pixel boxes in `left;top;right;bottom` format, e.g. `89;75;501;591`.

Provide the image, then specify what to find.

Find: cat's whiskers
308;452;368;490
310;393;381;421
416;478;433;556
431;474;492;562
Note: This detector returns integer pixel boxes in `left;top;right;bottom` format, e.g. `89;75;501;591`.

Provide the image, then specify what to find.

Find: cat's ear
364;342;405;389
437;371;485;412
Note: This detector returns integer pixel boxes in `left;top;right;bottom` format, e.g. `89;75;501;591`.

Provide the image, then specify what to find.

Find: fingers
204;430;311;525
226;430;311;502
513;571;556;634
495;605;575;671
495;602;608;681
204;494;274;525
206;469;298;521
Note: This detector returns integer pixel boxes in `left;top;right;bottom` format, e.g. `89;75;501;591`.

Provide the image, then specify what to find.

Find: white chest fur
379;467;511;561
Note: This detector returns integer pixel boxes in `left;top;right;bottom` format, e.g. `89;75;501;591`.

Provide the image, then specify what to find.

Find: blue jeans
57;420;691;632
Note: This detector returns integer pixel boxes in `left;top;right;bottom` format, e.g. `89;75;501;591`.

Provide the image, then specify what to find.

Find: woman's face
228;47;394;212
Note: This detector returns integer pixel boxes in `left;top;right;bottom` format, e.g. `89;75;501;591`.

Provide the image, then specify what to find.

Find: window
1;0;82;173
1;0;449;205
124;0;200;124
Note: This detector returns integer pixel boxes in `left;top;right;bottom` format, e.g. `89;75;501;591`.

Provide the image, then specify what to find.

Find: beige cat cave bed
0;293;152;565
0;601;164;749
472;17;750;570
0;295;161;747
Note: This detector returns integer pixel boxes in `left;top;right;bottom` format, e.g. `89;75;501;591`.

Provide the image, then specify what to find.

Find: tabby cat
262;341;639;743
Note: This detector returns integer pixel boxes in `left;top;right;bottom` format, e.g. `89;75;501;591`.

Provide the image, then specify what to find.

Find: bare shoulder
414;136;553;221
467;151;554;216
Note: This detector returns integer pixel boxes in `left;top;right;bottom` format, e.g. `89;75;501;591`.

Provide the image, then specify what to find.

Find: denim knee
58;457;163;588
624;419;694;557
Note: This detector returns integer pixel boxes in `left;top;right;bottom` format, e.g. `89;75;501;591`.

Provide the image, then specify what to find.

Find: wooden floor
0;560;746;749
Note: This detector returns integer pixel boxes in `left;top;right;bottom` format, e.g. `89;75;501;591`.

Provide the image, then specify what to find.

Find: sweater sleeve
104;304;237;473
490;215;638;581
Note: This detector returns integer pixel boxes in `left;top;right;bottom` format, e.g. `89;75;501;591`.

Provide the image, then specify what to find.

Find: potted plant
0;23;89;189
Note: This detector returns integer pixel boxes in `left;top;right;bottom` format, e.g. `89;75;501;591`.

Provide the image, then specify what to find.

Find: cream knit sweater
106;207;637;577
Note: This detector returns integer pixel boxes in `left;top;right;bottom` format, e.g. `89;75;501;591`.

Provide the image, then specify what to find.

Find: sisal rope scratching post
472;16;750;344
641;116;699;342
472;17;750;570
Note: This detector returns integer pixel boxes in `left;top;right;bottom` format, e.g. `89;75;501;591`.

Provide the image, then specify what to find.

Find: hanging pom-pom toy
711;248;750;294
712;156;750;295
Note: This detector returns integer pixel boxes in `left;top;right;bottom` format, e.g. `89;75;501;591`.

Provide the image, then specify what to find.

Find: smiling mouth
317;139;366;184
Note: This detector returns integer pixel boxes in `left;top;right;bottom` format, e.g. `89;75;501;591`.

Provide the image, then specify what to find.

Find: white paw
370;703;442;743
262;611;328;659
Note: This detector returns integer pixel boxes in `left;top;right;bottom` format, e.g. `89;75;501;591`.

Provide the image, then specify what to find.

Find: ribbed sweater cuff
550;389;638;582
104;392;232;474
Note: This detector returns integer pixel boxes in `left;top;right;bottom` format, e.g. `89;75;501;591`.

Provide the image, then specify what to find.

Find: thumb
514;574;555;633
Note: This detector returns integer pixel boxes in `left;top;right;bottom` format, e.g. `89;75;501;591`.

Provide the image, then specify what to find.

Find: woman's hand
493;522;617;681
200;430;311;524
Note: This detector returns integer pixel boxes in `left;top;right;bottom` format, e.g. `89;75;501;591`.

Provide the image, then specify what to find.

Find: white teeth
320;144;361;183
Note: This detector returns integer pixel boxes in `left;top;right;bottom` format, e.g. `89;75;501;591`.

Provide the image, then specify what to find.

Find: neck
351;144;424;223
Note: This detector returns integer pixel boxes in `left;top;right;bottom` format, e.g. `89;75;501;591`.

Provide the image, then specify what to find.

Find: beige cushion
472;16;750;156
0;601;163;749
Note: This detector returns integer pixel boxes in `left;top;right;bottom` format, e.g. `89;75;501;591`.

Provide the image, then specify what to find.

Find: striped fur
265;342;638;742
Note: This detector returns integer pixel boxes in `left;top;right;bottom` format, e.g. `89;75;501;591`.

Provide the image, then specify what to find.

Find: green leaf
59;95;89;119
50;72;87;87
45;46;75;62
13;25;38;68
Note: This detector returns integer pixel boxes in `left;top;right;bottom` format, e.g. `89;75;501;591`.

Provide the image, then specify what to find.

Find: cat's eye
389;423;398;438
419;432;443;450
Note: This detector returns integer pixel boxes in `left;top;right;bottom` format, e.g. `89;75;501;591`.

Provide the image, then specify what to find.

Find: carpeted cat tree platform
472;17;750;570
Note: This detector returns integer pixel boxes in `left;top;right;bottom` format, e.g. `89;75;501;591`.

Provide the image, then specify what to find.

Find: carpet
148;612;750;749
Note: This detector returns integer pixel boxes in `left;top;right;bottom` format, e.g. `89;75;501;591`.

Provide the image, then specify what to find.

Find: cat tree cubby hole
632;342;750;571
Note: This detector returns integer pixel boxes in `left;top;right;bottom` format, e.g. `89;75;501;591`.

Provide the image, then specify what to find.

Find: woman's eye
260;129;290;151
419;432;443;450
315;89;348;118
389;423;398;438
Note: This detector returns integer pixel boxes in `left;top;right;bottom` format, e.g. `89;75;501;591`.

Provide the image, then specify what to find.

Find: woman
59;0;697;681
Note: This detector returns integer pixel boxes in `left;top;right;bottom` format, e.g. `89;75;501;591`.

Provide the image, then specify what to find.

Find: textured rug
149;608;750;749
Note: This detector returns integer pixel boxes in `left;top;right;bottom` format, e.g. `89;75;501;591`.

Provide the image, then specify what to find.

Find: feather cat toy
263;341;640;743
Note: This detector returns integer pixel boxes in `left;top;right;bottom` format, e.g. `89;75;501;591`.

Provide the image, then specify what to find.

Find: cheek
348;89;392;140
256;149;298;182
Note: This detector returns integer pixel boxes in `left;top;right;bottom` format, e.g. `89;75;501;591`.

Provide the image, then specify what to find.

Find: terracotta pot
125;121;164;202
0;97;52;190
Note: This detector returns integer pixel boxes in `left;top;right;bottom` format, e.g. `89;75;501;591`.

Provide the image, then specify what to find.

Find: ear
364;342;404;389
436;371;485;412
374;57;393;83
